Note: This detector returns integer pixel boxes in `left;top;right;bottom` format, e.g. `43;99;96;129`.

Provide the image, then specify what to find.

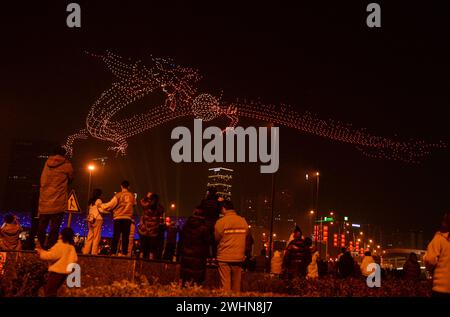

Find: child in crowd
36;227;78;297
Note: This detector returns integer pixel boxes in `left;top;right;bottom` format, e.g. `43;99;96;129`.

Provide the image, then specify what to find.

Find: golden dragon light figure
64;51;445;163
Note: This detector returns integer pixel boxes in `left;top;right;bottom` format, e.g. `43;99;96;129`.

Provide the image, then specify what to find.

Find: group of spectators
0;144;449;298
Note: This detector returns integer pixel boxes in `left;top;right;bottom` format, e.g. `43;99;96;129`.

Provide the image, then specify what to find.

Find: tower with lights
207;167;233;200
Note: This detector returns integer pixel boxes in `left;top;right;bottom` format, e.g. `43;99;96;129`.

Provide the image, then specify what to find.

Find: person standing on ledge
82;189;108;255
101;180;136;256
214;200;249;292
37;145;73;250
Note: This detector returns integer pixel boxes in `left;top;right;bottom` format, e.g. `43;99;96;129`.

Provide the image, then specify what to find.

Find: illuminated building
241;197;257;225
207;167;233;200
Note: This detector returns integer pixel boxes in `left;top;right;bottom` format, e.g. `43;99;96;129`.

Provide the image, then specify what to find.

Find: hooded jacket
0;222;22;250
215;210;249;263
424;231;450;294
38;155;74;214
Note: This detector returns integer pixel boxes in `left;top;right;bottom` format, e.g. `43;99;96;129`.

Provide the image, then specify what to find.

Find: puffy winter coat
179;214;212;283
38;155;73;214
424;231;450;294
138;199;164;237
282;239;312;278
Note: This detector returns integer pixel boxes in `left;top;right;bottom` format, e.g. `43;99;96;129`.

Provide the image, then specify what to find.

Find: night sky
0;1;449;242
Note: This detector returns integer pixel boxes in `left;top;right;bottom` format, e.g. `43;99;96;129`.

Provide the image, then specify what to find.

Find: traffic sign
67;190;81;213
315;217;334;223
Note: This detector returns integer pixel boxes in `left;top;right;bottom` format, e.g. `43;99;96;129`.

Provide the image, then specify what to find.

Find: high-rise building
256;194;271;229
2;140;54;212
241;197;257;225
207;167;233;200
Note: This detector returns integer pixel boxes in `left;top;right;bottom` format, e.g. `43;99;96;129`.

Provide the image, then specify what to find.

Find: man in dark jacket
163;218;179;261
403;252;421;281
282;229;312;279
178;208;212;286
200;187;221;226
337;251;355;278
200;187;221;259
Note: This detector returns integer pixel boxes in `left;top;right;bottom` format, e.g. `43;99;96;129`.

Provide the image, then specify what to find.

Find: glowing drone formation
64;51;445;163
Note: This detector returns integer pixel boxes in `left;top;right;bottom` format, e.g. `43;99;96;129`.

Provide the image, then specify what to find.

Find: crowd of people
0;145;449;298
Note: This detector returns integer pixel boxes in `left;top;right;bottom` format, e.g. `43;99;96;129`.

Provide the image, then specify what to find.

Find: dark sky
0;1;449;241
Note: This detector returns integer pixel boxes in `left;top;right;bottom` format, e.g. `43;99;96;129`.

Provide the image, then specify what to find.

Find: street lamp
87;164;96;202
306;171;320;250
84;164;96;233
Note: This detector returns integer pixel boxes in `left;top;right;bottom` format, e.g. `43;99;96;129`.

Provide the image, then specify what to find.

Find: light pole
268;125;277;261
87;164;95;209
268;171;276;261
307;171;320;249
309;210;315;238
74;164;95;233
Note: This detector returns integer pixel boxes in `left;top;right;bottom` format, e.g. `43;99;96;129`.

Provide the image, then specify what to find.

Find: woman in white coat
82;189;108;255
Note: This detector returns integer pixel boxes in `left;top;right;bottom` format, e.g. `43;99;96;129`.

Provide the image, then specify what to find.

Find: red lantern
323;226;328;242
340;234;345;247
333;234;338;247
